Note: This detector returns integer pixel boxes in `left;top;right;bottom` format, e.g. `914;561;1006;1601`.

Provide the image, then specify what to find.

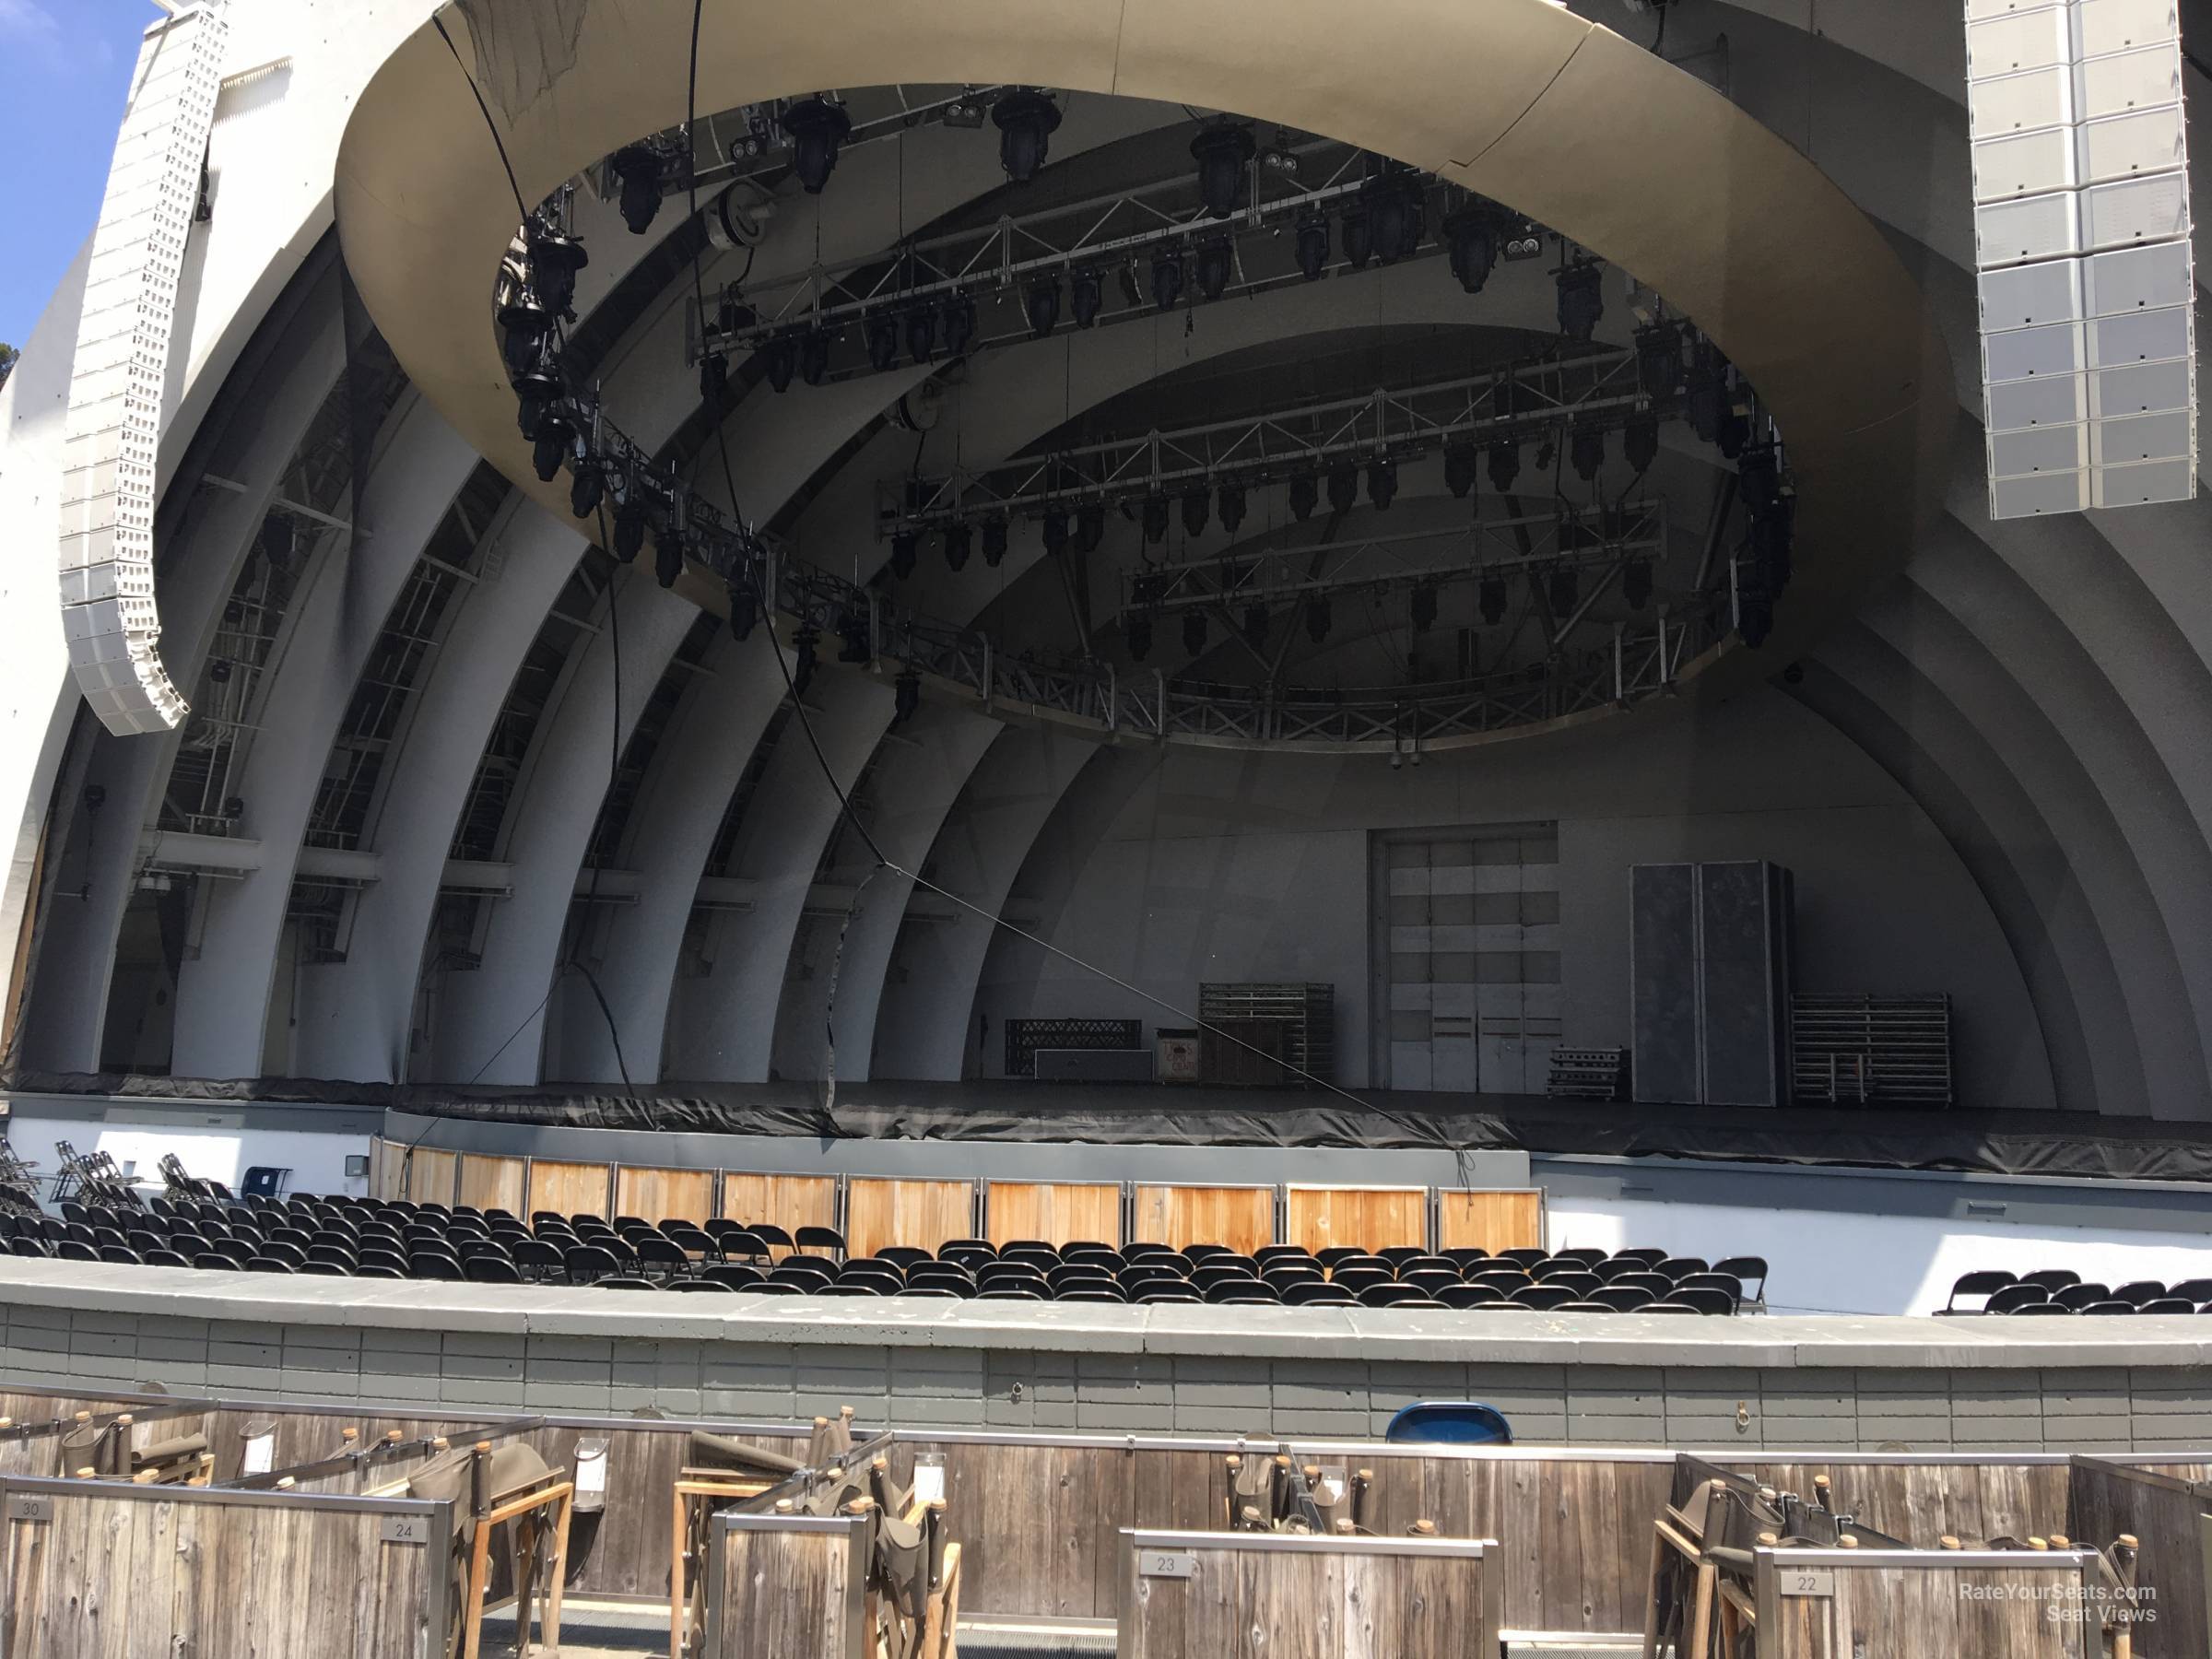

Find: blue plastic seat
1383;1401;1514;1445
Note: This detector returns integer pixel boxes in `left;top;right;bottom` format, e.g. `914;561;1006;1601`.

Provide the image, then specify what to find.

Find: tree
0;344;17;391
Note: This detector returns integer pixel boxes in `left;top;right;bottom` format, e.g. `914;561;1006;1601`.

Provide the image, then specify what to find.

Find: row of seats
1941;1268;2212;1317
29;1192;1770;1313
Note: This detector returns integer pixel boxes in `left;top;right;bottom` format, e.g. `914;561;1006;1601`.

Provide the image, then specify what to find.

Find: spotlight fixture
1410;582;1439;632
1127;612;1153;661
1075;500;1106;554
942;293;977;357
1142;494;1170;545
889;530;919;580
700;349;729;411
1288;471;1319;521
1326;463;1358;517
1557;260;1605;343
728;582;759;641
1295;213;1331;282
1443;443;1477;500
944;523;972;571
498;293;557;383
1737;450;1782;514
1501;219;1546;261
906;306;936;364
610;143;666;235
1752;497;1795;592
941;92;987;130
866;312;900;372
526;228;589;319
982;516;1009;567
1341;208;1373;270
531;418;569;485
1182;487;1210;538
1182;608;1208;656
993;89;1063;183
800;329;831;386
791;626;819;696
1624;415;1659;475
893;668;922;724
1362;173;1420;265
513;357;564;441
782;97;853;194
1195;237;1233;301
1636;323;1681;398
1478;575;1508;626
1547;567;1579;615
1150;247;1184;311
1070;266;1104;328
1718;407;1750;460
1445;207;1498;295
1571;428;1605;484
1488;440;1519;493
653;521;685;589
1367;459;1397;512
612;496;647;563
1305;595;1332;642
1042;509;1069;558
763;334;798;393
1217;481;1246;535
1025;276;1062;339
1687;337;1726;441
1191;123;1256;218
1623;557;1653;611
1117;262;1144;308
1241;604;1269;651
1535;436;1557;475
1738;588;1774;649
569;458;605;521
837;608;872;664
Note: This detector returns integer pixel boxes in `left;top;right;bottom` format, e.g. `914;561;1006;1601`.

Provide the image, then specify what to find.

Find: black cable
686;0;746;527
1653;2;1668;56
432;16;528;223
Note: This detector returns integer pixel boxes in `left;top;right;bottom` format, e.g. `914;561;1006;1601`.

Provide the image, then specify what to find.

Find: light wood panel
2066;1458;2208;1659
1129;1185;1276;1255
1435;1189;1545;1255
526;1159;613;1220
454;1154;525;1216
615;1166;715;1228
706;1516;863;1659
1285;1186;1428;1254
372;1139;404;1201
404;1147;457;1206
717;1173;839;1246
845;1179;976;1258
983;1182;1122;1246
1720;1458;2067;1550
1761;1556;2094;1659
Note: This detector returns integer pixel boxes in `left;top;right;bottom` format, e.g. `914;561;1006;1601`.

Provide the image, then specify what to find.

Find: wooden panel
0;1481;440;1657
2067;1458;2207;1659
983;1182;1123;1246
1720;1458;2069;1549
1129;1185;1276;1255
615;1166;715;1228
1765;1558;2093;1659
717;1172;839;1246
454;1153;525;1215
1119;1533;1500;1659
526;1159;613;1219
1285;1186;1428;1254
373;1139;405;1201
706;1516;862;1659
844;1179;975;1258
1434;1189;1545;1254
404;1147;457;1205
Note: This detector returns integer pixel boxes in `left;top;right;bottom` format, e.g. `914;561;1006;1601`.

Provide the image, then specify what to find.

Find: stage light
906;306;936;364
1548;567;1578;614
1445;208;1497;295
1737;451;1781;514
838;608;871;664
1150;247;1184;311
1195;238;1233;301
700;350;729;413
1182;487;1210;538
994;89;1063;183
1624;415;1658;476
728;582;759;641
611;144;665;235
941;524;972;573
982;517;1009;567
1752;498;1795;593
800;329;831;386
782;98;853;194
1327;464;1358;517
1288;471;1319;522
1443;443;1477;500
531;418;570;484
792;627;819;696
889;530;919;580
1071;267;1103;328
1737;589;1773;649
1364;175;1415;265
612;496;646;563
499;293;557;383
569;459;605;520
1636;323;1680;398
942;293;977;357
1218;481;1246;535
1410;582;1438;632
1242;604;1269;651
1557;261;1605;343
894;669;922;724
1623;557;1653;611
1025;276;1061;339
1571;428;1605;484
1478;575;1508;625
1191;123;1256;218
1368;459;1397;512
1042;509;1069;558
867;312;900;372
1117;263;1143;308
1488;440;1520;494
1142;495;1170;545
1305;596;1332;642
526;229;588;319
763;334;798;393
1182;609;1208;655
1342;208;1373;269
1687;337;1725;441
1535;436;1557;475
1718;408;1749;460
1502;221;1546;261
653;522;685;589
1075;501;1106;554
1127;612;1152;661
514;360;562;441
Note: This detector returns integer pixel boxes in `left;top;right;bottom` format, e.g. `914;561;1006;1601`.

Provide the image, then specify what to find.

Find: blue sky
1;0;149;348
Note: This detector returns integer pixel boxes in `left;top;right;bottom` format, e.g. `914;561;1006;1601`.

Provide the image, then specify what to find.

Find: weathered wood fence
702;1512;866;1659
1755;1546;2102;1659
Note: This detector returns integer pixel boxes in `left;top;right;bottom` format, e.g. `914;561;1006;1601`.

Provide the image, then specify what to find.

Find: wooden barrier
982;1181;1123;1246
2067;1456;2211;1659
525;1159;613;1218
0;1474;452;1657
454;1153;525;1216
1118;1529;1503;1659
718;1171;838;1244
1754;1546;2101;1658
845;1179;976;1258
405;1146;459;1205
1435;1188;1546;1253
702;1512;867;1659
1284;1185;1428;1254
1130;1183;1275;1255
1703;1455;2069;1553
616;1165;715;1227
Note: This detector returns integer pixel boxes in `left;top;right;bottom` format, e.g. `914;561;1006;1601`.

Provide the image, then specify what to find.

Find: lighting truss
1966;0;2196;517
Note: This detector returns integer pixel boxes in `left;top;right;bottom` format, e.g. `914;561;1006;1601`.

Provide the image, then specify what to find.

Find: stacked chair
1221;1451;1435;1537
1939;1266;2212;1316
